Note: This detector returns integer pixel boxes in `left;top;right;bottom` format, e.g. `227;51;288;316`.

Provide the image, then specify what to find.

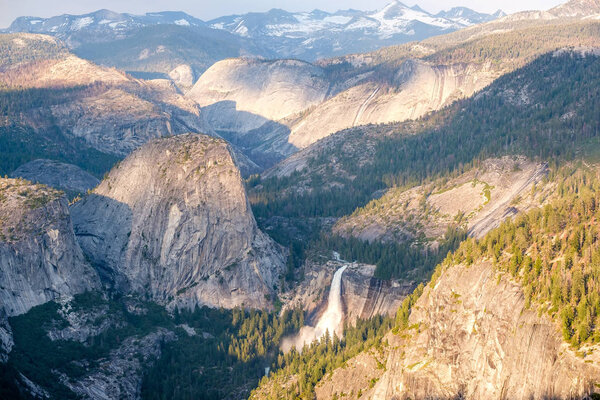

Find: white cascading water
314;265;347;337
281;265;348;352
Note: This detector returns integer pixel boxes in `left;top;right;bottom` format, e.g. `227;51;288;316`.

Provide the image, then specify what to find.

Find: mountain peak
374;1;431;22
378;1;412;13
410;4;428;13
550;0;600;17
91;9;122;19
435;6;502;25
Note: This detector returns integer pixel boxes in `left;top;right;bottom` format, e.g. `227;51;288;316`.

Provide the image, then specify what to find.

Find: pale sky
0;0;566;29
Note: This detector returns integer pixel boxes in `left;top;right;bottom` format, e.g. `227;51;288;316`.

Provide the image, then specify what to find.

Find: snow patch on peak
368;2;455;37
72;17;93;31
234;23;249;36
174;19;190;26
323;15;353;24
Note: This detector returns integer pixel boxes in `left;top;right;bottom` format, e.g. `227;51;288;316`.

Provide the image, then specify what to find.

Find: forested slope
253;50;600;221
251;165;600;400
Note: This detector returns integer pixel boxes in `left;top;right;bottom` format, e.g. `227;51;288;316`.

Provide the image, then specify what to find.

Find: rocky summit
70;134;285;309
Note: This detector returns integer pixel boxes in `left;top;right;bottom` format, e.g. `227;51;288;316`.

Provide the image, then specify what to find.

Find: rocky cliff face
0;179;100;318
187;58;330;132
283;259;415;324
0;311;12;363
317;260;600;399
168;64;196;93
186;58;330;167
187;56;497;166
288;59;498;149
343;266;415;322
71;134;285;309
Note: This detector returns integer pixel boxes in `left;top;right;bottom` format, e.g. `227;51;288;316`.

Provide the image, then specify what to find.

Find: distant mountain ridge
5;2;502;42
548;0;600;17
208;2;503;39
6;9;206;36
3;10;264;79
207;1;504;59
497;0;600;21
3;2;503;73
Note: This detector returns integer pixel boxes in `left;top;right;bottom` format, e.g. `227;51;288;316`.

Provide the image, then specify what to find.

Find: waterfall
281;265;348;352
314;265;347;338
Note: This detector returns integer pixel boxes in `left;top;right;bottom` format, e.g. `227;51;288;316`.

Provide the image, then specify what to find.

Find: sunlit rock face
186;58;330;167
71;133;286;310
287;59;498;149
168;64;196;93
187;58;330;132
317;260;600;400
187;55;497;169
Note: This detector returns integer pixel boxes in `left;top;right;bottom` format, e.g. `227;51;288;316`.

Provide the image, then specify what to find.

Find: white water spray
315;265;347;337
282;265;348;352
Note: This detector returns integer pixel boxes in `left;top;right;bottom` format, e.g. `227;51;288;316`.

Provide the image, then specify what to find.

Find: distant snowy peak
7;9;204;35
436;7;506;25
368;1;456;34
209;1;502;40
210;8;361;37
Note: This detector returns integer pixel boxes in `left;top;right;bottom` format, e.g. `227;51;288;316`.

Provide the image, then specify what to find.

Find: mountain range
208;2;505;59
4;2;504;77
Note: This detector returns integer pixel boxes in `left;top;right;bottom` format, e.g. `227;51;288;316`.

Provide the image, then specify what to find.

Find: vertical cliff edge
0;179;100;361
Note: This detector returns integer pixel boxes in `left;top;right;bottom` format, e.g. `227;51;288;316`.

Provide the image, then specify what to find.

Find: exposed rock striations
187;58;330;166
288;59;498;149
374;261;600;399
187;58;330;128
71;134;285;309
334;157;549;244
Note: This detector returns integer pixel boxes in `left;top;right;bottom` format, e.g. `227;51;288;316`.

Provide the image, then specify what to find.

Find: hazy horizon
0;0;565;29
